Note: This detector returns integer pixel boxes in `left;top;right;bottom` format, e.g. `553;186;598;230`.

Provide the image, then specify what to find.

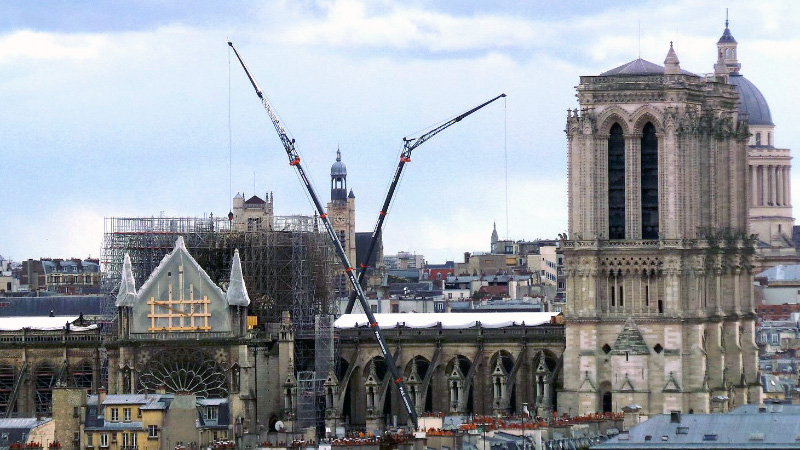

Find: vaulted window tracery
608;123;626;239
641;122;659;239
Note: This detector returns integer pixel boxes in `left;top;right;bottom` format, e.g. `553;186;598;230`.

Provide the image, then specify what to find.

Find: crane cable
228;42;233;222
504;95;509;240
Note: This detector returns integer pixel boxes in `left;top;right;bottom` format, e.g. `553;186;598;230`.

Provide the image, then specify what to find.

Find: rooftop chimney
98;387;106;406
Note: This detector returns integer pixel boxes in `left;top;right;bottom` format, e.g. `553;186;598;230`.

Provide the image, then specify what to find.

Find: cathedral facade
558;29;763;415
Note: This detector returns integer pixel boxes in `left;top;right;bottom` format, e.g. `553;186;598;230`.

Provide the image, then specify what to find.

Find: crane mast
344;93;506;314
227;41;419;427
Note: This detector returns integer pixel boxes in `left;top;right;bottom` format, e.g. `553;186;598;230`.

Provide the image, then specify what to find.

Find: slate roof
597;412;800;448
757;265;800;282
0;295;108;316
718;25;737;44
244;195;266;204
732;404;800;415
86;421;143;431
331;150;347;177
611;319;650;355
102;394;150;404
728;74;773;126
599;58;696;76
0;418;52;445
355;232;382;269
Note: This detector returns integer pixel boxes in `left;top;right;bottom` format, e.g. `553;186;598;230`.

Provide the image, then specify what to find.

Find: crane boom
345;93;506;314
227;41;419;427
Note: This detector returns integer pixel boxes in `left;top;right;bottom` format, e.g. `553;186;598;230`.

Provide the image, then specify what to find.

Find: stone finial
664;41;681;75
226;249;251;306
115;253;137;307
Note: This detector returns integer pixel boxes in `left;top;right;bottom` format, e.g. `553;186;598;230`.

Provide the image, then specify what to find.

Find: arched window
767;132;771;146
755;132;761;146
641;122;659;239
608;123;626;239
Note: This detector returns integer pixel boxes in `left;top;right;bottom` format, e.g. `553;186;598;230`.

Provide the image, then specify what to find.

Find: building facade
558;33;761;416
231;192;274;233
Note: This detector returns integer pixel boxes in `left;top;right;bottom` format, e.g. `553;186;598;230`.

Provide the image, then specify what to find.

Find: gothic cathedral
558;27;762;416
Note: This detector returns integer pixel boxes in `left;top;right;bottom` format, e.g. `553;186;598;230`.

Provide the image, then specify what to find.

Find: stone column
626;135;641;240
778;166;785;206
784;166;791;206
761;165;768;206
750;165;758;206
788;166;792;206
772;165;778;205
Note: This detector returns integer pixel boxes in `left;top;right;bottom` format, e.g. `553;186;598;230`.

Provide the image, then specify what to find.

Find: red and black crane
344;93;506;314
228;41;421;426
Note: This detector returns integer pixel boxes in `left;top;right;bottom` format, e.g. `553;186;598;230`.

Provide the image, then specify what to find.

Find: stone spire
491;221;499;246
226;249;251;306
663;41;681;75
115;253;137;307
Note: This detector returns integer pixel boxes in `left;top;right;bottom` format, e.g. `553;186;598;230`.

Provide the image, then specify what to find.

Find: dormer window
206;406;218;420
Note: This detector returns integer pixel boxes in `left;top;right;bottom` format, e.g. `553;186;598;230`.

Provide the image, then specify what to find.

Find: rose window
138;348;228;398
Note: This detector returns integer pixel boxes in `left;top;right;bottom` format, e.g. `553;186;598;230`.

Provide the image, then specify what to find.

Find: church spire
715;11;740;75
663;41;681;75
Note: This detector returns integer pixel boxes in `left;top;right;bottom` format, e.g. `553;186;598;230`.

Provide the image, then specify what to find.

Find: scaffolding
101;215;336;326
102;214;339;428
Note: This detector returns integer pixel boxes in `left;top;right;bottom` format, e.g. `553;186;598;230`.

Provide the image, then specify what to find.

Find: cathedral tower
558;41;761;416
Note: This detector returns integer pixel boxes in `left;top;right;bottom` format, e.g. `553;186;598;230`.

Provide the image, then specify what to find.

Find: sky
2;0;799;264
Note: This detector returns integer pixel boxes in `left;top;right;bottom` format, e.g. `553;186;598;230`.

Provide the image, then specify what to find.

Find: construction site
101;213;338;376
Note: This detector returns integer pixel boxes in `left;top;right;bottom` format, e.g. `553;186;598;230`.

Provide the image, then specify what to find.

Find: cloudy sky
2;0;799;264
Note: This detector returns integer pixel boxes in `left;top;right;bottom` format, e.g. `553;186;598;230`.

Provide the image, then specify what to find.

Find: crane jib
228;41;419;428
344;92;506;314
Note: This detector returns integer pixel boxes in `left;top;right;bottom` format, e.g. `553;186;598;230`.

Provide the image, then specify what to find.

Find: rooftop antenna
726;8;729;28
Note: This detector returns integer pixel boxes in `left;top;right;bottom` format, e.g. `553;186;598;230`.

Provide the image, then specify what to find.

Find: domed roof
728;74;773;126
599;58;695;76
331;149;346;177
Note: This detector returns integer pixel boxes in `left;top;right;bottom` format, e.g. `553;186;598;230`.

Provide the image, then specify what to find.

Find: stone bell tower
558;41;761;416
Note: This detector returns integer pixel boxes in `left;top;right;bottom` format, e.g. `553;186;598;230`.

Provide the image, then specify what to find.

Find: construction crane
344;93;506;314
227;41;420;427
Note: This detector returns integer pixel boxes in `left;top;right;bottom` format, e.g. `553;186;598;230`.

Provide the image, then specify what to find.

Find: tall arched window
608;123;626;239
641;122;659;239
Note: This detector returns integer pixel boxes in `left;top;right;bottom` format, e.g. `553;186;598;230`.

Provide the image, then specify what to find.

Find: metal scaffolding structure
101;215;337;326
